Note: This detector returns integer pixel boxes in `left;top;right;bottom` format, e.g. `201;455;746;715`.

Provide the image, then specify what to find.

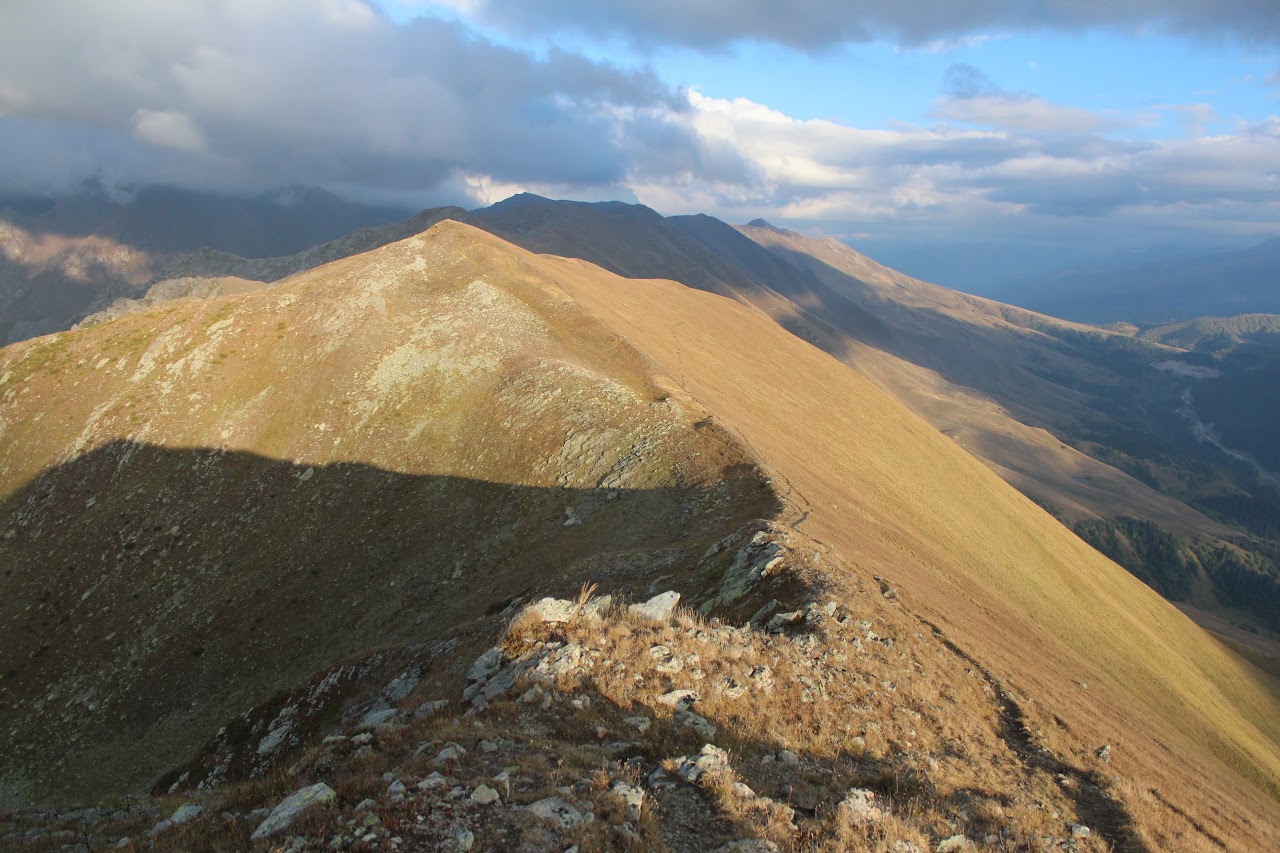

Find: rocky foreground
3;530;1130;851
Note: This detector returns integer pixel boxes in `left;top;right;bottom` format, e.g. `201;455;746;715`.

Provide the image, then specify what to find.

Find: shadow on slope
0;439;777;804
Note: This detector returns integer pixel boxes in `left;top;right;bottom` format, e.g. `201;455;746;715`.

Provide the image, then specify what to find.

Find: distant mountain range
989;237;1280;325
0;183;409;344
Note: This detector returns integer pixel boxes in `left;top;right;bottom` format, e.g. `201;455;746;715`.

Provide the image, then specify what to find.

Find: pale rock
418;773;447;791
434;743;467;766
467;647;504;683
623;715;652;733
837;788;882;824
713;841;780;852
1070;824;1091;838
629;591;680;622
471;784;500;804
169;804;203;825
414;699;449;719
528;796;585;829
657;689;698;710
524;597;579;624
251;783;337;840
935;835;969;852
360;707;399;728
611;781;646;821
674;744;732;782
675;709;717;740
766;610;804;631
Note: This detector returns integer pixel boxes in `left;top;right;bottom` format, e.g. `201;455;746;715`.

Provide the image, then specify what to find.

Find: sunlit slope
0;221;771;802
732;221;1232;537
548;252;1280;843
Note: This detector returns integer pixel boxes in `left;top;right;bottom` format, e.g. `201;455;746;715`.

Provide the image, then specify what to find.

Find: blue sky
1;0;1278;286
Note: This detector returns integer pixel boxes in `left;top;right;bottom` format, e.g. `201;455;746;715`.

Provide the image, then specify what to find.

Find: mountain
989;238;1280;325
1137;313;1280;353
0;183;412;346
112;196;1280;634
2;220;1279;849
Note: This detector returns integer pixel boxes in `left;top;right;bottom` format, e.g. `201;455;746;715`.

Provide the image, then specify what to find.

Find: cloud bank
461;0;1280;50
1;0;1278;274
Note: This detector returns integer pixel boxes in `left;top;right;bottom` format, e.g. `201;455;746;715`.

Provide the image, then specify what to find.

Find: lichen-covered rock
837;788;882;824
527;796;584;829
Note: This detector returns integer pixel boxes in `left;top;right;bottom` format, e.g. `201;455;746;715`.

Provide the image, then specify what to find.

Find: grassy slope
0;222;773;802
545;247;1280;846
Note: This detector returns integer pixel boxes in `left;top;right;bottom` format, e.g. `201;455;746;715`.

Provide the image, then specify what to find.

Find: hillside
117;198;1280;632
1138;313;1280;353
1;221;1279;850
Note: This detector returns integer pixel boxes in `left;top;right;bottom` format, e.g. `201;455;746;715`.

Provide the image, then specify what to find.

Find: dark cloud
463;0;1280;50
0;0;695;197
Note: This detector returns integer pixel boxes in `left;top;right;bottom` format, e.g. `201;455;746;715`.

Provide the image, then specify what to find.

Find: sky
1;1;1278;287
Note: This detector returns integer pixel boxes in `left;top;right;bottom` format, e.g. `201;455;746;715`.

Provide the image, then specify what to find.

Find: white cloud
131;109;209;154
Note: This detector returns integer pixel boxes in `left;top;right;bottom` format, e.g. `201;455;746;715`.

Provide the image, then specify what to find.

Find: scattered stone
778;749;800;766
354;799;376;812
611;781;646;821
524;597;579;624
414;699;449;719
713;841;780;853
674;744;732;782
467;647;504;683
350;732;374;746
675;709;717;740
169;804;203;825
527;796;585;829
251;783;337;840
454;828;475;850
434;744;467;766
657;689;698;710
837;788;882;824
471;784;500;805
766;610;804;632
623;715;651;733
1096;744;1112;763
629;591;681;622
1070;824;1091;838
935;835;969;852
418;772;447;791
359;707;399;728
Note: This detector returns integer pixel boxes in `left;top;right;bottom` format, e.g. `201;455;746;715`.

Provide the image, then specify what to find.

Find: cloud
621;88;1280;255
932;64;1132;133
0;0;695;197
448;0;1280;50
131;109;210;155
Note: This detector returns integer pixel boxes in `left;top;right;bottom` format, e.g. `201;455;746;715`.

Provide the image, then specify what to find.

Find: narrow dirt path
918;617;1150;853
